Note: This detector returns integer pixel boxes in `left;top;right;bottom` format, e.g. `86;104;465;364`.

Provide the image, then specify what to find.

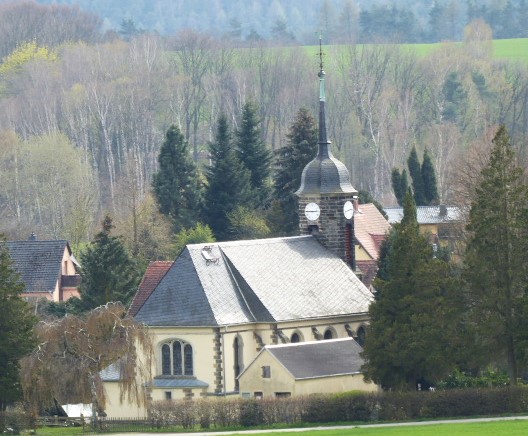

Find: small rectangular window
254;392;263;399
275;392;291;398
262;366;271;378
165;391;172;400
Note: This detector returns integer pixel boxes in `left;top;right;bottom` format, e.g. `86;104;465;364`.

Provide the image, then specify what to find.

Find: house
102;56;378;417
353;203;391;288
384;205;463;254
5;234;80;302
238;338;378;397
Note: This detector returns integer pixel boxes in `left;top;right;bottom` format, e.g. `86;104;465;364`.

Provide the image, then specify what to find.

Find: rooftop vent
201;245;219;265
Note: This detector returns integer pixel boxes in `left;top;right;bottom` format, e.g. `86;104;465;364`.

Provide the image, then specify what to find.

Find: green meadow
304;38;528;63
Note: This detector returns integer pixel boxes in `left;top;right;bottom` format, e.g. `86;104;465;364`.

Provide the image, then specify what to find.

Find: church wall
103;382;147;418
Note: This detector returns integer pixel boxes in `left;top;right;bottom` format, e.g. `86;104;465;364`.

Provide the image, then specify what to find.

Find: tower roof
296;39;357;197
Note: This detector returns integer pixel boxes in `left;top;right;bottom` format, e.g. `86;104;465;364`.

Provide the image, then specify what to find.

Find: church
102;54;383;418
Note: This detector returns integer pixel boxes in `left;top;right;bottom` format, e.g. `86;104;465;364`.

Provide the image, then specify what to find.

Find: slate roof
356;260;379;289
128;261;173;317
354;204;391;260
384;206;462;225
134;236;373;327
5;239;70;293
264;338;365;379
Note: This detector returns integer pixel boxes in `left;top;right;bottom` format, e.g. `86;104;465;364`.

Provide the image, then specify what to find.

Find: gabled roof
134;236;373;327
354;203;391;260
128;261;173;317
384;205;462;225
263;338;365;379
5;239;70;294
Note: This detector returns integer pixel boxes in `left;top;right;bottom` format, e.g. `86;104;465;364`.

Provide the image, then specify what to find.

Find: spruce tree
422;149;439;205
273;108;318;235
205;114;253;241
391;168;408;206
463;126;528;384
0;238;36;409
407;146;427;205
362;190;461;390
152;125;203;232
79;215;140;311
235;101;272;207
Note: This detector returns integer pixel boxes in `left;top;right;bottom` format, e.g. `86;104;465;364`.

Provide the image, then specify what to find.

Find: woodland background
0;0;527;255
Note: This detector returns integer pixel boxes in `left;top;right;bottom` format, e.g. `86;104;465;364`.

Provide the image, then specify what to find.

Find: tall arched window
291;332;301;343
324;329;334;340
356;326;366;347
161;340;193;376
234;336;244;391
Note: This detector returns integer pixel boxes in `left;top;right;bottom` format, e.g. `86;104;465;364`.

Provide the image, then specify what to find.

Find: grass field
229;419;528;435
304;38;528;63
25;418;528;435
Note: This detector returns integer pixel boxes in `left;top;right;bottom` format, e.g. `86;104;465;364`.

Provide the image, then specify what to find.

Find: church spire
317;33;330;155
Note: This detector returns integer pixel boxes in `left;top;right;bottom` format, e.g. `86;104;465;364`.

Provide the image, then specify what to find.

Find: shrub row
148;387;528;429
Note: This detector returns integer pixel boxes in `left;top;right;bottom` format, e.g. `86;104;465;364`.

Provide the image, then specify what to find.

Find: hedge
147;386;528;429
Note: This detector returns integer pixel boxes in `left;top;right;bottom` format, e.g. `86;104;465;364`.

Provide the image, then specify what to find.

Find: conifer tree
79;215;140;311
0;238;36;410
422;149;439;205
391;168;408;206
235;101;272;207
408;146;427;205
463;126;528;385
205;114;253;241
273;108;318;235
152;125;203;232
362;190;461;390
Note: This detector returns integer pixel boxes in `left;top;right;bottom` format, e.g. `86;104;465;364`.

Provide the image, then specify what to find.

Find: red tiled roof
128;261;174;317
356;259;379;289
354;204;391;260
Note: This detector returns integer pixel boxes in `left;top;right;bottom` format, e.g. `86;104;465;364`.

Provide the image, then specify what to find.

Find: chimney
28;232;37;241
439;205;447;217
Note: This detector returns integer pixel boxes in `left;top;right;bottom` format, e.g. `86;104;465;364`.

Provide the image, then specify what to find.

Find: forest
0;0;528;259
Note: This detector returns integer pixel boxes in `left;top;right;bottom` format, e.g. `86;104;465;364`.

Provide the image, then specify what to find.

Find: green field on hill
304;38;528;63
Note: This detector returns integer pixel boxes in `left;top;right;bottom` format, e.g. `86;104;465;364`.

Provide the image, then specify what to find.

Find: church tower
295;39;358;266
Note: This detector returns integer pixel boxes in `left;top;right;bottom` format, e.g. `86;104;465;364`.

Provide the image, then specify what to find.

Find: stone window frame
290;330;303;343
323;327;337;340
161;339;193;376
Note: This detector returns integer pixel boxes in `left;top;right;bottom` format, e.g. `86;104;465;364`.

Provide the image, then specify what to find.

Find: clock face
304;203;320;221
343;200;354;219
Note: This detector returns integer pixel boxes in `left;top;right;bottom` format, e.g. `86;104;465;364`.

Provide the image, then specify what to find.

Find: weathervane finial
317;31;324;72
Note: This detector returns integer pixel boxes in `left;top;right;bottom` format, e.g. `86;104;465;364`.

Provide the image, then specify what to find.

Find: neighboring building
128;261;174;317
353;203;391;288
238;338;378;397
5;234;80;302
384;205;462;253
102;53;378;417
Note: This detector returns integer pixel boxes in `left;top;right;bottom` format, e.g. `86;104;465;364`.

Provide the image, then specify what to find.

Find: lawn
25;418;528;435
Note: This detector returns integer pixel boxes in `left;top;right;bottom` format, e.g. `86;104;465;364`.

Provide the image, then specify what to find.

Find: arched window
356;326;366;347
160;340;193;376
234;336;244;391
290;332;301;343
324;329;334;340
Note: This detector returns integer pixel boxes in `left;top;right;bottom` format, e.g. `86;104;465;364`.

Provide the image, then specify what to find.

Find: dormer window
161;340;193;376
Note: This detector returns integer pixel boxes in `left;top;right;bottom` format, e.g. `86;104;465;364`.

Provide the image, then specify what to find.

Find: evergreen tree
463;126;528;385
79;215;140;311
0;238;36;410
442;71;467;123
362;190;461;390
152;125;203;232
391;168;408;206
205;114;253;241
235;101;272;207
422;149;439;205
407;146;427;205
273;108;318;235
